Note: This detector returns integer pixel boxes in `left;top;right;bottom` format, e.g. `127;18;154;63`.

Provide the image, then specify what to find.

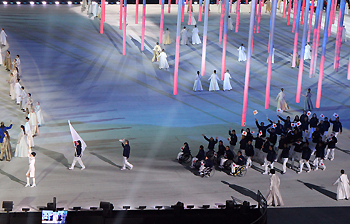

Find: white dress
180;29;189;45
237;46;247;62
193;74;203;91
25;121;34;147
15;83;21;104
280;1;285;13
208;73;220;91
9;76;15;100
190;14;196;25
26;157;35;178
1;30;7;46
29;112;39;135
334;174;350;200
266;48;275;63
159;52;169;69
304;44;312;60
93;3;99;17
16;58;22;76
87;0;92;14
223;72;232;91
0;50;2;65
276;91;289;111
346;3;349;15
192;28;201;45
35;105;44;126
342;27;347;42
15;131;29;158
228;17;234;31
266;174;284;206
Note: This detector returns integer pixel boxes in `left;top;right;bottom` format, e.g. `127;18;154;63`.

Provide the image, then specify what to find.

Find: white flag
68;120;87;153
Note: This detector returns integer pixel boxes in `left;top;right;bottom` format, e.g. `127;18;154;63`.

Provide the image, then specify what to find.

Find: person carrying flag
69;140;85;170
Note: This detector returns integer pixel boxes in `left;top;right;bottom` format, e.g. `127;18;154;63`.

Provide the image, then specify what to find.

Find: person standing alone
121;139;133;170
69;140;85;170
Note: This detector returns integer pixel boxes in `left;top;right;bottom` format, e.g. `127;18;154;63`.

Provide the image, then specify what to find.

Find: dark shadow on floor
222;181;258;202
90;152;121;168
0;169;26;186
297;180;337;200
35;146;70;168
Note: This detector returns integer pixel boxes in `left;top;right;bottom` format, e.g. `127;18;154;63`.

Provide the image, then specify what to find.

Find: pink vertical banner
120;0;123;30
100;0;105;34
316;0;332;108
242;0;257;126
328;0;335;36
348;55;350;80
201;0;210;76
199;0;203;21
287;0;291;25
176;0;178;3
296;0;310;102
307;0;315;42
217;0;219;5
236;0;241;32
181;1;185;22
188;0;192;25
309;0;322;76
174;0;183;95
265;0;278;109
219;0;225;42
160;0;165;43
160;0;162;4
221;0;230;80
141;0;146;51
257;0;262;33
123;0;127;55
168;0;171;13
292;0;302;67
136;0;139;24
334;0;346;71
292;0;297;32
301;0;305;24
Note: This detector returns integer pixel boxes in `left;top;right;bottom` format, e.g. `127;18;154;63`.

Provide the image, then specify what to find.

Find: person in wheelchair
199;156;214;177
190;145;205;168
219;146;234;169
177;142;191;161
230;151;246;176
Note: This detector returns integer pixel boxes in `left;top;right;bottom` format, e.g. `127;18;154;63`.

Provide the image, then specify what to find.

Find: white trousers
264;161;274;173
282;158;288;173
324;148;335;160
276;149;283;161
220;158;228;166
260;151;267;165
313;157;326;170
299;159;311;173
122;156;133;169
246;156;252;167
177;152;183;160
70;157;85;169
291;151;301;167
230;162;237;174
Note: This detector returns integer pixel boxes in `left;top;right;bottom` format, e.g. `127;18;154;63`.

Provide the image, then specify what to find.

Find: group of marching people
192;69;233;92
177;110;342;177
0;29;44;187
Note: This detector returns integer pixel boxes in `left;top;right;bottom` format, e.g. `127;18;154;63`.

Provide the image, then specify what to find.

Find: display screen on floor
42;210;67;224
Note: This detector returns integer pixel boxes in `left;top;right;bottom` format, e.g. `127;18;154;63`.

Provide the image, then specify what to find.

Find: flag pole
173;0;183;95
221;0;230;80
141;0;146;51
200;0;210;76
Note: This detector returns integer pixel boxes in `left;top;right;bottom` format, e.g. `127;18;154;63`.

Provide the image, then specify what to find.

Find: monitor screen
42;210;67;224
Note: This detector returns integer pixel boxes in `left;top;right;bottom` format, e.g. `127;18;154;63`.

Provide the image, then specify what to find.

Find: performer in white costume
223;70;232;91
208;70;220;91
228;16;234;31
35;102;44;126
28;109;39;136
20;86;27;111
8;73;15;100
180;27;189;45
190;13;196;25
266;169;284;206
266;47;275;63
342;26;347;42
158;49;169;70
193;71;203;91
192;25;201;45
276;88;289;111
333;170;350;200
15;125;29;158
237;44;247;62
15;79;21;105
25;152;36;188
164;28;171;45
1;28;7;46
304;43;312;60
25;117;34;148
346;2;349;15
16;55;22;76
152;42;161;62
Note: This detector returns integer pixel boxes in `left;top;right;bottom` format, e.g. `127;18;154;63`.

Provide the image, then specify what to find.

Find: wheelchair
178;153;192;164
199;163;215;178
231;165;247;177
